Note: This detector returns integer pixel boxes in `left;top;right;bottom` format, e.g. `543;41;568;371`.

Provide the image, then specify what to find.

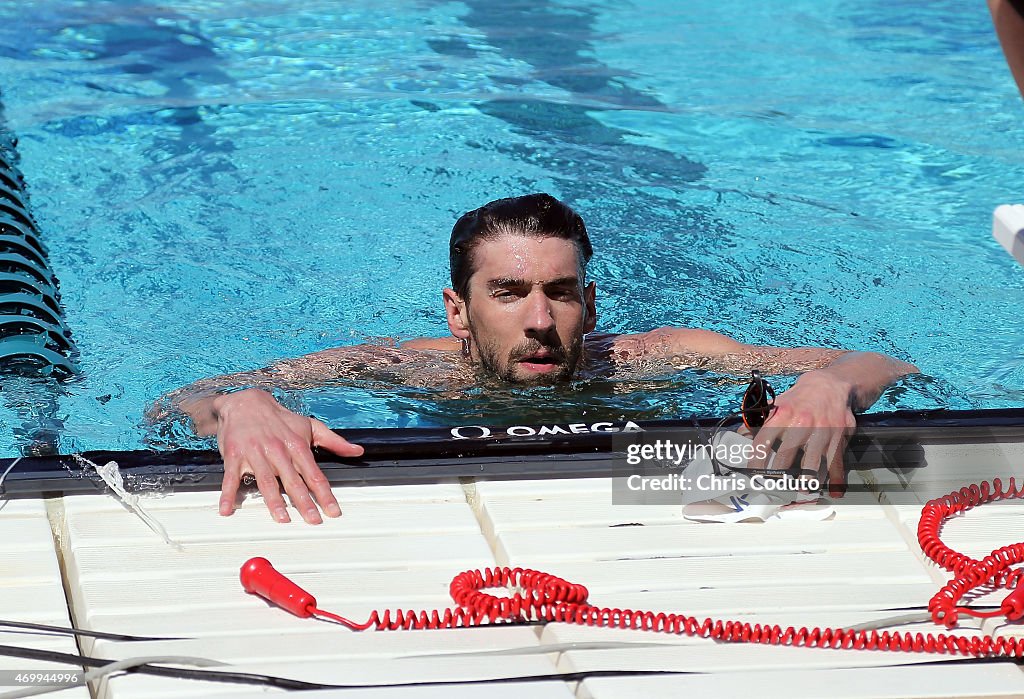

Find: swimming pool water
0;0;1021;455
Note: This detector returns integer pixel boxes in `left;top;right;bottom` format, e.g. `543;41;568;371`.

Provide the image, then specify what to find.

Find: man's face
446;234;596;385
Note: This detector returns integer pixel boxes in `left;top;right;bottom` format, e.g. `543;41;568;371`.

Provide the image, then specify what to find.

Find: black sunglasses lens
742;374;773;429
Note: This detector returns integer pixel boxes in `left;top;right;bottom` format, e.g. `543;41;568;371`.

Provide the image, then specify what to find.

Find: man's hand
201;388;364;523
746;370;857;498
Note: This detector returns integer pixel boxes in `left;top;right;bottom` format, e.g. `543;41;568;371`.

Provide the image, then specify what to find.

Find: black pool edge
1;406;1022;495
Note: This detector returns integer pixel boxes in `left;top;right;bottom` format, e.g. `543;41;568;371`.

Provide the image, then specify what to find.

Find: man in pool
159;193;919;524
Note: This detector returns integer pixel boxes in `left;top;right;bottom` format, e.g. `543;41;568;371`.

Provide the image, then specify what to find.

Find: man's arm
149;344;431;524
741;346;918;492
644;327;920;495
638;327;917;402
151;344;428;433
783;349;920;411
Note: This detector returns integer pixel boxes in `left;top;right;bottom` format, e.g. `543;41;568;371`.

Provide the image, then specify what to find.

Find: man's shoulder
599;327;746;357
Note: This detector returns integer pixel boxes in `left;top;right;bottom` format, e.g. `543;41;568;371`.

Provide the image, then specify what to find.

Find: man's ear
583;281;597;334
443;288;471;339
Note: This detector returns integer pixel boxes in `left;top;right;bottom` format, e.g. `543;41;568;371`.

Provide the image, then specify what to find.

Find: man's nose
524;291;556;334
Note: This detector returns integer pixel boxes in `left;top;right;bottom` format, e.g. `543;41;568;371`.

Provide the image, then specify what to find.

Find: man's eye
493;291;519;301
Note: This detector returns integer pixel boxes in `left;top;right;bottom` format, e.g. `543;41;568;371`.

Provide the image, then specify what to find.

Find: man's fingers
312;420;364;458
259;440;323;525
250;453;290;523
292;446;341;518
211;391;350;524
277;464;322;525
219;463;241;516
826;433;847;498
764;426;812;473
279;438;337;523
748;425;783;470
768;441;800;472
800;430;830;480
218;437;248;516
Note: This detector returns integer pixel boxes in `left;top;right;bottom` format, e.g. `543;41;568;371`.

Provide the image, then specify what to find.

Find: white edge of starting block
993;204;1024;267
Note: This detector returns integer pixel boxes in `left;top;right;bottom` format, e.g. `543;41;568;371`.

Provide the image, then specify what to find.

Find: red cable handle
241;478;1024;657
240;557;317;618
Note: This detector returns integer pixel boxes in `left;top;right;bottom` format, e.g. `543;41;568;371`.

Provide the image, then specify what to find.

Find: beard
473;333;584;385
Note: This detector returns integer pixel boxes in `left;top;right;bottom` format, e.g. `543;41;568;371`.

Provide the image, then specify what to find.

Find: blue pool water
0;0;1021;455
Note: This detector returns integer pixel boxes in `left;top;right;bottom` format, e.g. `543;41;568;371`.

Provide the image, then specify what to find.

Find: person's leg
989;0;1024;100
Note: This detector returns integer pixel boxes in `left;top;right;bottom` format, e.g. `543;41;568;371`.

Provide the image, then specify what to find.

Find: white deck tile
62;531;494;583
494;517;910;565
556;643;973;675
510;550;932;594
983;616;1024;640
90;626;542;663
0;676;91;699
0;504;89;699
1;547;65;586
903;512;1024;549
89;627;549;679
0;497;49;516
58;481;467;515
61;499;481;545
812;499;892;519
0;583;73;622
99;653;561;698
0;630;94;654
879;492;931;520
0;516;58;554
579;663;1024;698
474;477;612;499
0;632;92;699
216;682;574;698
0;513;69;624
890;498;1024;522
80;606;446;649
479;497;685;533
329;482;468;503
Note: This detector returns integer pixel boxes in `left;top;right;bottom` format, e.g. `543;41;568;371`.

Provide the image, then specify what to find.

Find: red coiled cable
919;477;1024;629
242;478;1024;657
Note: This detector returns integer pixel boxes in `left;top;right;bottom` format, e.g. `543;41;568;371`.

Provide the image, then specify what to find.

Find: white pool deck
4;441;1024;699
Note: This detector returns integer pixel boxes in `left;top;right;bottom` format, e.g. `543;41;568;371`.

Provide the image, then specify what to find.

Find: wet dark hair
449;193;593;299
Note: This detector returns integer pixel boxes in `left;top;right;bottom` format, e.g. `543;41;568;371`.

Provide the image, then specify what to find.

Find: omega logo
449;421;642;440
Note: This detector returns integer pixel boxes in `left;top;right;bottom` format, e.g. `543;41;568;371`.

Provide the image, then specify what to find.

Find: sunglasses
740;369;776;431
709;369;782;478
